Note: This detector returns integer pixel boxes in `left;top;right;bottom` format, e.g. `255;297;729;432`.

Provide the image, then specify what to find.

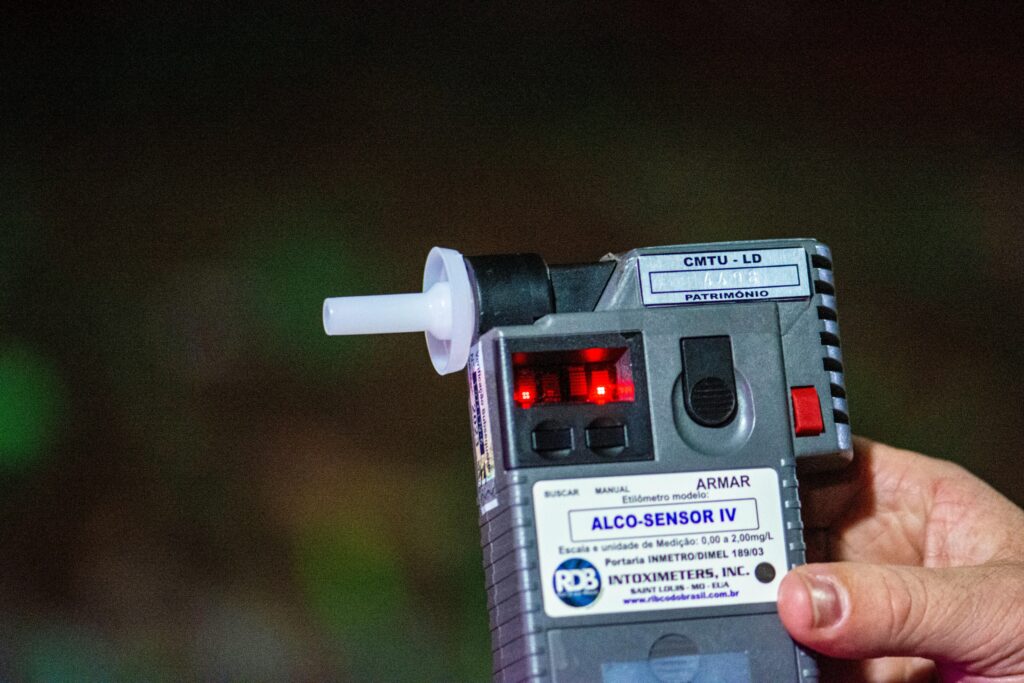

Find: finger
811;438;1024;566
778;562;1024;669
797;456;862;531
819;656;935;683
799;436;925;530
858;657;936;683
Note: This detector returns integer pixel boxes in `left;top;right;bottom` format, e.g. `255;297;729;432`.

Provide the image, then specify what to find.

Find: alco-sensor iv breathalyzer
322;240;851;682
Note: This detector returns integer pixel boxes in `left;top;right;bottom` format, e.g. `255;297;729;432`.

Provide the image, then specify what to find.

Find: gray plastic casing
469;239;851;682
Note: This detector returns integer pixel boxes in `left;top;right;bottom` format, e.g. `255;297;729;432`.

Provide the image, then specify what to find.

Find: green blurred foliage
18;629;117;683
0;345;66;472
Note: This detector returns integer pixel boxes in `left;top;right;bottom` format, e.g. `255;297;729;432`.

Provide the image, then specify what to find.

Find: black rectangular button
680;335;737;428
532;427;573;452
586;424;626;449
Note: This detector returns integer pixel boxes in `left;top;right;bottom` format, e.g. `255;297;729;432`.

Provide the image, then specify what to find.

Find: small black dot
755;562;776;583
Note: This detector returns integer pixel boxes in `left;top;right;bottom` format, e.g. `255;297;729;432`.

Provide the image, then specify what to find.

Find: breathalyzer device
323;239;851;682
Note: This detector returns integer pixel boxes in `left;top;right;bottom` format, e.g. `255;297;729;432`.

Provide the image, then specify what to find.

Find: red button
791;387;824;437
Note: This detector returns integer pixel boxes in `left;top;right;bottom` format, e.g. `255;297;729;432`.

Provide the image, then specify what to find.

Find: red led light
514;368;537;409
511;347;635;409
589;368;612;405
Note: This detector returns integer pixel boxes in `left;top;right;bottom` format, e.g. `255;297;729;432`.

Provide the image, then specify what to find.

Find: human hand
777;437;1024;682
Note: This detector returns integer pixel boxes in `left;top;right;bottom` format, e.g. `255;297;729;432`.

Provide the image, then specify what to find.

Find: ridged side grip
780;454;820;682
812;246;851;437
483;475;549;682
779;455;806;560
797;645;821;683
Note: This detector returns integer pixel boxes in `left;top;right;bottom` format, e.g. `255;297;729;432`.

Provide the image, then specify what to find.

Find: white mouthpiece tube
323;282;453;338
321;247;476;375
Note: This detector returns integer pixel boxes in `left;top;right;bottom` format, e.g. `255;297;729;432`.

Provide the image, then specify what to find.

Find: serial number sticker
638;247;811;306
533;468;789;618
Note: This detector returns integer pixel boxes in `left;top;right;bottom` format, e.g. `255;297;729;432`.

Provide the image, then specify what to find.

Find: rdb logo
553;558;601;607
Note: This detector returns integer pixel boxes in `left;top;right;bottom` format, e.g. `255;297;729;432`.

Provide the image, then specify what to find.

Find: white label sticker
638;247;811;306
467;346;497;513
533;468;789;618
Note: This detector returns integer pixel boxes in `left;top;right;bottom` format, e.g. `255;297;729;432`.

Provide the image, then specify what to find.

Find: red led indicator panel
512;347;635;409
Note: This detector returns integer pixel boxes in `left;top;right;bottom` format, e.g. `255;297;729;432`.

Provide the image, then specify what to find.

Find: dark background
3;4;1023;680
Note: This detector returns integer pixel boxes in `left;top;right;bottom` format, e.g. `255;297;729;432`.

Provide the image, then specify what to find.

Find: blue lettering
589;505;741;535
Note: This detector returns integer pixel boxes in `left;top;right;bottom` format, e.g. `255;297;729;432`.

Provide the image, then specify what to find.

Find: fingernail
803;573;843;628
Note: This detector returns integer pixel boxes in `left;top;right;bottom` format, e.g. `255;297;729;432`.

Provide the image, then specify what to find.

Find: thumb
777;562;1024;666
